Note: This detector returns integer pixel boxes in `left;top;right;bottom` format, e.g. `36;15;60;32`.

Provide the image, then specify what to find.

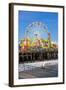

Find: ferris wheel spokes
25;21;49;39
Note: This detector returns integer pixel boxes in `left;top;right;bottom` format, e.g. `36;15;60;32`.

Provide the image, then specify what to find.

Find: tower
48;33;51;48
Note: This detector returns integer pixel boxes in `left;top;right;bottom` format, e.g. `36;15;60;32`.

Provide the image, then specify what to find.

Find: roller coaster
19;22;58;63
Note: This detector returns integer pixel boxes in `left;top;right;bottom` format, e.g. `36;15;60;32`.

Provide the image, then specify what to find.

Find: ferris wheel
25;21;49;39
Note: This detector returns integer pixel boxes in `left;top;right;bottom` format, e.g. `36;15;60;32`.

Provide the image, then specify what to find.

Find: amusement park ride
19;22;58;63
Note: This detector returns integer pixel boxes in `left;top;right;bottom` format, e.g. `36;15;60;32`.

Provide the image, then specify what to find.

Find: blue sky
18;10;58;42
